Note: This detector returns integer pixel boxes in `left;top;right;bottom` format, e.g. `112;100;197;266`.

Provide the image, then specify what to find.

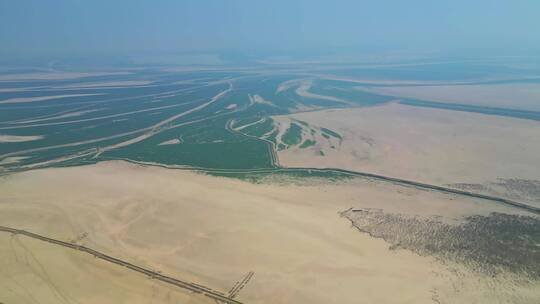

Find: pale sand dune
275;103;540;205
296;80;352;105
0;72;130;81
0;87;40;92
0;93;104;104
10;108;104;124
276;78;304;93
0;156;28;165
248;94;275;107
361;83;540;111
0;161;536;304
53;80;153;89
0;134;44;143
158;138;181;145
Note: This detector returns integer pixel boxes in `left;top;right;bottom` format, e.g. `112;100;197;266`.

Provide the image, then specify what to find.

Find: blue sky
1;0;539;58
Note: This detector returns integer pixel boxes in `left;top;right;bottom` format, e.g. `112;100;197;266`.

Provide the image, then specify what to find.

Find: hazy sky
1;0;539;58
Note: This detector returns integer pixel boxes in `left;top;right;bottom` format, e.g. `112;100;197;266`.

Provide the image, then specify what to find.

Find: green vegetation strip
107;158;540;215
299;139;316;149
321;128;342;139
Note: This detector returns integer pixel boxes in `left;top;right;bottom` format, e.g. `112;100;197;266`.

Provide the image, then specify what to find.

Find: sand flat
361;83;540;111
0;234;209;304
275;103;540;205
0;134;44;143
53;80;154;89
0;72;131;81
0;93;104;104
0;161;536;303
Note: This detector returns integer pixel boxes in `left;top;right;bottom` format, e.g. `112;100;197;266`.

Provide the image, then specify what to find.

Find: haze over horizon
1;2;540;304
1;0;540;64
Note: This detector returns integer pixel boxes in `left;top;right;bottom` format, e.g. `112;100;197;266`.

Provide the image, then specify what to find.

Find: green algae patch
281;123;303;146
299;139;316;149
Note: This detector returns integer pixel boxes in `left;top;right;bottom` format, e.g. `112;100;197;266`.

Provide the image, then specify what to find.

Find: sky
1;0;539;60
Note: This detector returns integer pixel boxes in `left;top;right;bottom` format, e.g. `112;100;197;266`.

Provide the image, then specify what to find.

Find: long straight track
0;226;243;304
